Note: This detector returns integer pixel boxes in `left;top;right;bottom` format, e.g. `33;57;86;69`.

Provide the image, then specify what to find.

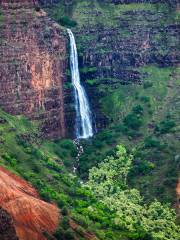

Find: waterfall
67;29;93;139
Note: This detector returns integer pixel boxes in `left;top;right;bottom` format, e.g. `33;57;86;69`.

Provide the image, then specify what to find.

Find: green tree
86;145;180;240
87;145;133;197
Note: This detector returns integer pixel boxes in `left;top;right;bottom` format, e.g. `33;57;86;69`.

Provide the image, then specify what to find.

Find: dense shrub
58;16;77;27
2;153;17;167
61;216;70;230
60;139;74;150
61;206;69;216
155;120;176;134
53;227;64;239
64;229;75;240
140;96;150;103
131;160;155;175
143;81;153;89
144;137;160;148
97;130;114;142
124;113;143;130
132;105;144;115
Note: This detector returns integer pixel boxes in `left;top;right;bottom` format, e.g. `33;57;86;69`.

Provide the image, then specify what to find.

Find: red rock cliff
0;166;60;240
0;0;68;138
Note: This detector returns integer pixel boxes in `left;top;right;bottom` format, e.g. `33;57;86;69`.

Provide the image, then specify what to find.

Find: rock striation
0;0;71;139
0;166;60;240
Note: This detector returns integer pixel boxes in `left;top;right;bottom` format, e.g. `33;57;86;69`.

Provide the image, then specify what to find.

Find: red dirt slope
0;166;60;240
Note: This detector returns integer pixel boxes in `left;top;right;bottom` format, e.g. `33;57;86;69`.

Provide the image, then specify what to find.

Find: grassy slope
0;110;133;240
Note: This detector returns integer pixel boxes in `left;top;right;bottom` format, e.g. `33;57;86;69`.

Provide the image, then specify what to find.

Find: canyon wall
0;0;73;139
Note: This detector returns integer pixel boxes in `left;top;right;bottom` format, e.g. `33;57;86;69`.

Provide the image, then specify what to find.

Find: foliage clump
86;145;179;240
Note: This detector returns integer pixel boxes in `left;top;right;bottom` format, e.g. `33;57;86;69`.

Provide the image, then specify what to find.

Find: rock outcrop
0;166;60;240
0;207;19;240
0;0;70;139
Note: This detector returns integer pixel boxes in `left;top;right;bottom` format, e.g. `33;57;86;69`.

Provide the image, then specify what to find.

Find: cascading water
67;29;93;139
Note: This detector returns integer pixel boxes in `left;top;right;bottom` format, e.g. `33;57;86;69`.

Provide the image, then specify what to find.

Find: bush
58;16;77;27
143;81;153;89
132;105;144;115
76;226;85;236
53;227;64;239
60;139;74;150
61;216;70;230
97;130;113;141
155;120;176;134
61;207;69;216
93;139;104;148
144;137;160;148
140;96;150;103
135;161;155;175
64;229;75;240
2;153;17;167
72;213;89;228
124;113;143;130
57;199;67;208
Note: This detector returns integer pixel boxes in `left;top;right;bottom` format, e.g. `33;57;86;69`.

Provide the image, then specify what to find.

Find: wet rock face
0;208;19;240
0;1;71;139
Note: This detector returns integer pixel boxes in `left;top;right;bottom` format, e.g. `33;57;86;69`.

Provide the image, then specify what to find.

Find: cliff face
0;0;70;139
0;166;60;240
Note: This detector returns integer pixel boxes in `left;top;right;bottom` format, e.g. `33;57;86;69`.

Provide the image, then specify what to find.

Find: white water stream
68;29;93;139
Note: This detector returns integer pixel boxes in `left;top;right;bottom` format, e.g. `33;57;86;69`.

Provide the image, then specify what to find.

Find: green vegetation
77;66;180;205
0;8;4;26
56;16;77;28
0;109;179;240
87;145;179;240
47;1;173;29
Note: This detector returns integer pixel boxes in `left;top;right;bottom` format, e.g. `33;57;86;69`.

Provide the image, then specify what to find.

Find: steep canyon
0;1;179;239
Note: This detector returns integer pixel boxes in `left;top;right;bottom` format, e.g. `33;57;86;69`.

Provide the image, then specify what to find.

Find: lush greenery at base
77;66;180;205
0;109;179;240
